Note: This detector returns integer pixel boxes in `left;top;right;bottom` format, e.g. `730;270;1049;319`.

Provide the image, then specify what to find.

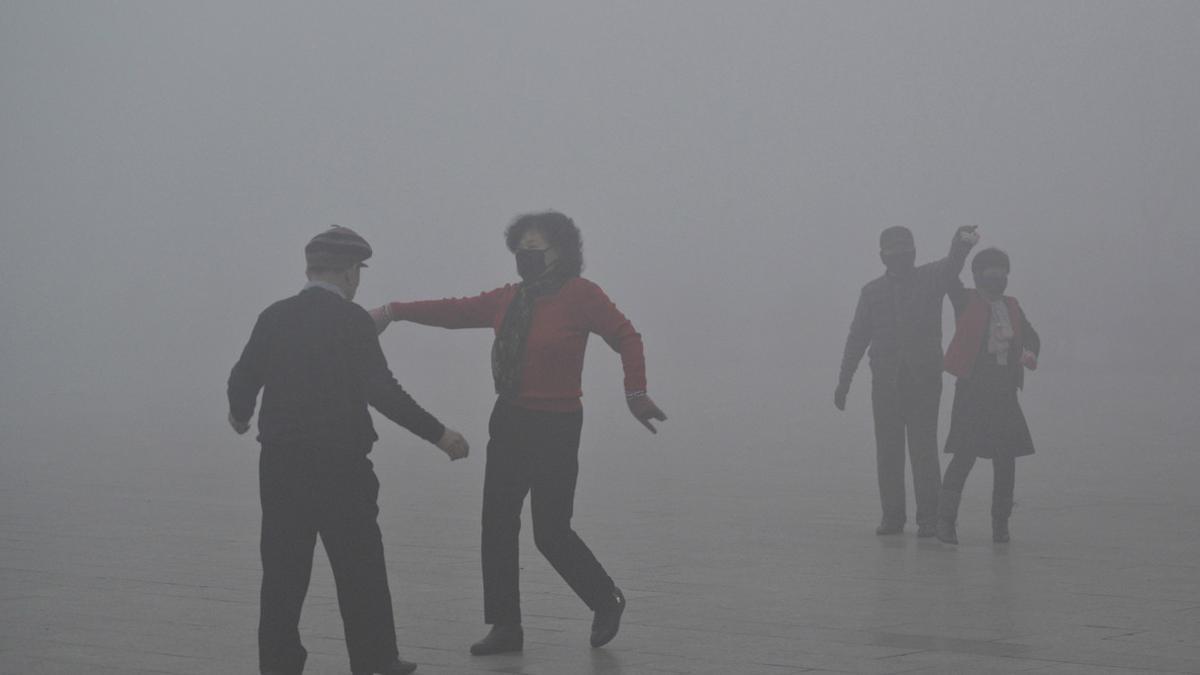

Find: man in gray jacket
836;225;978;537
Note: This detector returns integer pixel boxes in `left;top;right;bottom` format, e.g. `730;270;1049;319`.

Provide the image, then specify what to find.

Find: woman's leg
937;452;976;544
481;405;533;626
992;456;1016;542
528;411;616;613
941;452;976;494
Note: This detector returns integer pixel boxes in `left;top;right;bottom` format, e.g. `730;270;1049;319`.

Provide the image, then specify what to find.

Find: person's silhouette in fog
370;212;664;656
836;225;979;537
937;247;1040;544
227;226;470;675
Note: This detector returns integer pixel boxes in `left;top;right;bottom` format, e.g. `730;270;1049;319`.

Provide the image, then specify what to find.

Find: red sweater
386;277;646;412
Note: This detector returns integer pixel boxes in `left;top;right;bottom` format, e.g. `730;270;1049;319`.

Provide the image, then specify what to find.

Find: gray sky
2;1;1199;471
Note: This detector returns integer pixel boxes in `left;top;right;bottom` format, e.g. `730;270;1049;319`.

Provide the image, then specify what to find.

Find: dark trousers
942;452;1016;517
871;368;943;529
258;445;398;674
481;399;616;625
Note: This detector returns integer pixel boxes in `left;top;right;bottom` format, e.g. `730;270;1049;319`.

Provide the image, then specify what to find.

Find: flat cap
305;225;372;269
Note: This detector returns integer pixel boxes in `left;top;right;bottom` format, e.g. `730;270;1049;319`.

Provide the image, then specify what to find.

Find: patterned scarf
491;270;569;399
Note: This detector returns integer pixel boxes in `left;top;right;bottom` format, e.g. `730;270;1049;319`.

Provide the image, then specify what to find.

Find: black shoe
470;624;523;656
590;587;625;648
916;524;937;538
875;521;904;535
352;657;418;675
936;489;961;545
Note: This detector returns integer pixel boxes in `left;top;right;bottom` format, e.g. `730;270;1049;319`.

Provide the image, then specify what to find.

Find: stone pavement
2;369;1199;674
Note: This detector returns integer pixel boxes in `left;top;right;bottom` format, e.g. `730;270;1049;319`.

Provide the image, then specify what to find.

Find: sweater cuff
420;420;446;446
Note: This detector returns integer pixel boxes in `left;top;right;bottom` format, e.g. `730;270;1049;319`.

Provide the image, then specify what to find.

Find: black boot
590;587;625;648
992;497;1012;543
936;489;961;545
469;624;523;656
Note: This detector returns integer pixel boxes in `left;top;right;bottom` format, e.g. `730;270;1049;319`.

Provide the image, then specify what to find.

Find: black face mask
516;249;549;281
976;274;1008;296
881;250;916;276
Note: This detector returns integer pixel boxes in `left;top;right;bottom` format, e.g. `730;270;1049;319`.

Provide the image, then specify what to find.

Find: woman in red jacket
371;212;665;655
937;248;1040;545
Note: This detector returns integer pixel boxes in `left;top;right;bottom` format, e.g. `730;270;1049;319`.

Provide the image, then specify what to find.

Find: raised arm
835;289;871;410
227;311;269;433
929;226;979;292
947;277;969;318
371;286;509;335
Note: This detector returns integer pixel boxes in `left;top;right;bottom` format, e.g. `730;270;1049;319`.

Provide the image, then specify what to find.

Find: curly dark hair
504;211;584;277
971;247;1010;275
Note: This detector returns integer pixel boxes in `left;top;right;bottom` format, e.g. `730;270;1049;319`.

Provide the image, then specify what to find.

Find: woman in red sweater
371;212;665;655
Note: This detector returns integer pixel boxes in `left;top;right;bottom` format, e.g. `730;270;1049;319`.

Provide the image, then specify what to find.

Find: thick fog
3;0;1199;622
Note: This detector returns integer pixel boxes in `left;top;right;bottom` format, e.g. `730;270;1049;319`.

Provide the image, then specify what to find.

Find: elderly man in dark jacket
836;225;978;537
228;226;469;675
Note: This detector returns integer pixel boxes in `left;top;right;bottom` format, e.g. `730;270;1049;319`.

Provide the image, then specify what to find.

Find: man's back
228;286;444;451
228;287;378;448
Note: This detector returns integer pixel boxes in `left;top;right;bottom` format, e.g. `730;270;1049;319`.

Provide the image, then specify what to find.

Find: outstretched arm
371;286;509;335
350;312;469;460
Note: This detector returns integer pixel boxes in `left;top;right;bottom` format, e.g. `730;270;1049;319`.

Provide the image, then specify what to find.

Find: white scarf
987;299;1014;365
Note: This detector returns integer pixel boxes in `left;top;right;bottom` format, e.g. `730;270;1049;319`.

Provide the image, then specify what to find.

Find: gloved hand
368;305;392;335
834;383;849;411
626;392;667;434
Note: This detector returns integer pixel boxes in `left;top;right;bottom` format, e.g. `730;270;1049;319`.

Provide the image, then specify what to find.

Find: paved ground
3;368;1199;674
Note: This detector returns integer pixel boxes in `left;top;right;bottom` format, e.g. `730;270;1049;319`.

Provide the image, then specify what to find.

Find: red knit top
385;277;646;412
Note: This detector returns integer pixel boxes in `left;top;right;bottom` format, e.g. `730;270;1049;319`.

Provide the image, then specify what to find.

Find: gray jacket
838;234;973;389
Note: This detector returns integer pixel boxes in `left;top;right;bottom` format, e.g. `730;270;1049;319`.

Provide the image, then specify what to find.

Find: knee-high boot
991;497;1012;543
936;489;961;545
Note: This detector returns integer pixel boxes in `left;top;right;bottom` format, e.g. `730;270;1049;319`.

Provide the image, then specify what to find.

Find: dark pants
481;399;616;625
258;445;398;675
942;452;1016;517
871;368;943;529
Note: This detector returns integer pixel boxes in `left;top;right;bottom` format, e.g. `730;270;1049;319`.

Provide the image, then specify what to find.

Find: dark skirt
944;358;1034;459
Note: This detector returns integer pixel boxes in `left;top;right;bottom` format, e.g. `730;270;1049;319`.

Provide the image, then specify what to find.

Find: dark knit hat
879;226;915;253
971;247;1010;275
305;226;372;270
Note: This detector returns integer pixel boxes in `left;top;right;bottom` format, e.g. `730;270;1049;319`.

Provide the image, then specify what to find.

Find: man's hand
228;411;250;435
834;383;849;411
627;392;667;434
956;225;980;248
368;305;392;336
436;427;470;461
1020;350;1038;371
